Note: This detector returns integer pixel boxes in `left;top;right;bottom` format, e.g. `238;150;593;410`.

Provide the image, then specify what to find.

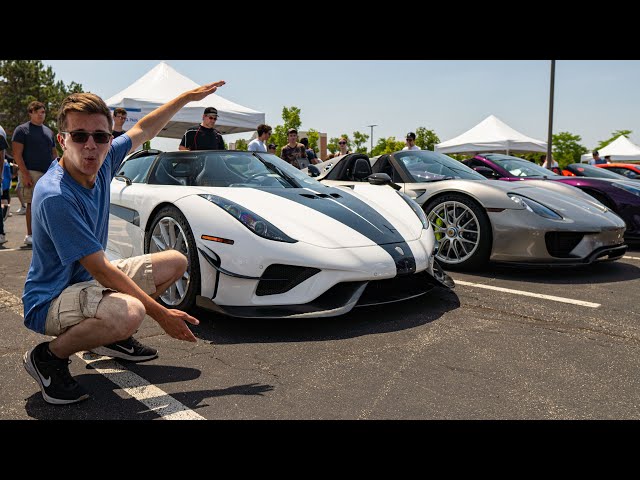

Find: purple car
463;153;640;241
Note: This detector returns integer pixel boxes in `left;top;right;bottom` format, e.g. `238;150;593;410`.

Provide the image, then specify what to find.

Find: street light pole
367;124;377;154
546;60;555;169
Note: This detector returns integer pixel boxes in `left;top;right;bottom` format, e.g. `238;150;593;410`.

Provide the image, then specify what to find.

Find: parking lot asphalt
1;208;640;420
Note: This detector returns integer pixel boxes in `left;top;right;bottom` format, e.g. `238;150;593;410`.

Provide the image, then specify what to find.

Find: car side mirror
307;165;320;177
474;166;498;179
367;173;401;191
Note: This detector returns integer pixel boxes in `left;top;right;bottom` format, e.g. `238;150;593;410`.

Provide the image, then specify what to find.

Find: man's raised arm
126;80;226;153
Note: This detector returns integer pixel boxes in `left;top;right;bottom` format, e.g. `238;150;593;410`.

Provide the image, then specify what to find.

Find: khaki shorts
18;170;46;203
44;254;156;336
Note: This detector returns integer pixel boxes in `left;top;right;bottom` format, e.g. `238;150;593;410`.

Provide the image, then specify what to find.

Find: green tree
551;131;588;167
371;137;405;156
0;60;83;141
597;130;632;151
352;130;369;154
306;128;319;153
415;127;440;151
235;138;248;151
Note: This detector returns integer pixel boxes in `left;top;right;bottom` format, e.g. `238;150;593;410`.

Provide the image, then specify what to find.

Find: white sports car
107;149;454;318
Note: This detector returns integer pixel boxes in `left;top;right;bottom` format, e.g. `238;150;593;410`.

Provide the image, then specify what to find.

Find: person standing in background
111;108;128;138
179;107;226;151
335;137;352;156
300;137;320;165
403;132;421;151
247;124;272;152
11;101;57;246
280;128;308;169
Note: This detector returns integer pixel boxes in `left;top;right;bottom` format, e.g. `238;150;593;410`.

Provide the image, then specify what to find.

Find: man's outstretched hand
190;81;226;101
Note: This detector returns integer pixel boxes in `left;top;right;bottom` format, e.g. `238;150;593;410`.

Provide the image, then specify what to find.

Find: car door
108;153;157;259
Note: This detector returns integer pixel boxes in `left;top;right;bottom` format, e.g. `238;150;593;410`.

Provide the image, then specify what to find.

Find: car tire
145;205;200;311
424;194;492;270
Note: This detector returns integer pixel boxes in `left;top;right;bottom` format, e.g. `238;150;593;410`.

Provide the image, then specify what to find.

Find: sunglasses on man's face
206;115;218;120
62;130;113;144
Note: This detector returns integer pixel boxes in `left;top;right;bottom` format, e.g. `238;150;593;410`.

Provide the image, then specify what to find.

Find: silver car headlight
397;191;429;229
199;194;297;243
508;194;563;220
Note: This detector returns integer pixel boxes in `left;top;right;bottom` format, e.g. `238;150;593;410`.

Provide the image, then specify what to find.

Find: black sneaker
90;336;158;362
23;342;90;405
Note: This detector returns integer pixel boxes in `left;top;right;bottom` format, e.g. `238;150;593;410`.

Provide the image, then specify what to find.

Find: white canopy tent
580;135;640;163
105;61;265;138
434;114;547;155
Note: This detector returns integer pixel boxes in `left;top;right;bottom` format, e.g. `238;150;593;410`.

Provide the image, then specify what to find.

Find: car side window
118;155;157;183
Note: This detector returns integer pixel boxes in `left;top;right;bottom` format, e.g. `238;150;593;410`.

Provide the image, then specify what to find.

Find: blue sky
43;60;640;152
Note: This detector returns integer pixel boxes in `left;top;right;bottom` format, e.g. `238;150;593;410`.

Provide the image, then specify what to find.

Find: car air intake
545;232;585;257
256;264;321;296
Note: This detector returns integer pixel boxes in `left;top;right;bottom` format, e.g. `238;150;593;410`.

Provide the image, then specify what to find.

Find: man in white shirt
402;132;421;151
247;124;272;152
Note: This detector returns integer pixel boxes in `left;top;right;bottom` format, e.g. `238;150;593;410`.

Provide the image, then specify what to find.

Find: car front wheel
145;205;200;311
425;194;491;269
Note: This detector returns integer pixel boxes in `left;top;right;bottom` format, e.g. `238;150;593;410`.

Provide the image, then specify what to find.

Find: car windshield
484;154;559;178
149;151;327;189
567;163;629;179
395;150;485;182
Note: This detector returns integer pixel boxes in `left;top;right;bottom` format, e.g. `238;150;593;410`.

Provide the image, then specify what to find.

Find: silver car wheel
148;216;191;306
428;200;481;265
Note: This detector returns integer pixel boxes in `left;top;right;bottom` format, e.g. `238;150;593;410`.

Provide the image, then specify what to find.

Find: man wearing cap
402;132;421;151
592;150;606;165
179;107;226;151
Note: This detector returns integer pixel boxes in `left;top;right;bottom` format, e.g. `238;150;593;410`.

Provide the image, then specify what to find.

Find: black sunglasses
338;141;346;145
62;130;113;144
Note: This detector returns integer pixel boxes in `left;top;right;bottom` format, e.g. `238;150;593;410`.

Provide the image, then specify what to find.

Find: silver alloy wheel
148;216;191;306
427;200;481;265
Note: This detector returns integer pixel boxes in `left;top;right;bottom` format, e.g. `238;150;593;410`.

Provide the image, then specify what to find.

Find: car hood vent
299;193;343;199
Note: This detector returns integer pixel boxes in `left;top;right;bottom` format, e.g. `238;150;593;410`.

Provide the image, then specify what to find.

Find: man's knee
99;293;146;338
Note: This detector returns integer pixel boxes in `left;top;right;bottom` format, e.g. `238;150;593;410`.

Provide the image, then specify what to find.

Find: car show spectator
248;123;272;152
111;107;128;138
11;101;57;247
403;132;421;151
179;107;226;151
280;128;308;169
335;137;352;156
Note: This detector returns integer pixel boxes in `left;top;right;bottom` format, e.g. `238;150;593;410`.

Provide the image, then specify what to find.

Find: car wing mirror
367;172;401;191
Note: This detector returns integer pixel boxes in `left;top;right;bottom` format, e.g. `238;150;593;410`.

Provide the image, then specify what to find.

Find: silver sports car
307;151;627;269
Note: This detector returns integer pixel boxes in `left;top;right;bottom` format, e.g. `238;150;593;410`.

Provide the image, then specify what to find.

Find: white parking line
623;256;640;260
454;280;601;308
1;288;205;420
0;248;29;252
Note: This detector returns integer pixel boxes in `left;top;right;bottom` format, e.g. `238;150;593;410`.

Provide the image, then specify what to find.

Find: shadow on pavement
191;286;460;345
454;259;640;285
24;363;274;419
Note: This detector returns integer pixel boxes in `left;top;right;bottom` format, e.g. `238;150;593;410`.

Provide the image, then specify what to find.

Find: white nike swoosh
34;357;52;387
115;345;135;354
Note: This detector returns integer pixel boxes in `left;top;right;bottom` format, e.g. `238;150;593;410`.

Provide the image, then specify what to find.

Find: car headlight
612;182;640;197
199;194;297;243
508;194;562;220
397;191;429;229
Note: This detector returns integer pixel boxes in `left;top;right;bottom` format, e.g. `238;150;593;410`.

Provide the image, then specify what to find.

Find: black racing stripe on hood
261;187;416;275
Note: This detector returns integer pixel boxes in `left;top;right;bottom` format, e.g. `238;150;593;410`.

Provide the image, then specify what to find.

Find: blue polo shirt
22;134;132;333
